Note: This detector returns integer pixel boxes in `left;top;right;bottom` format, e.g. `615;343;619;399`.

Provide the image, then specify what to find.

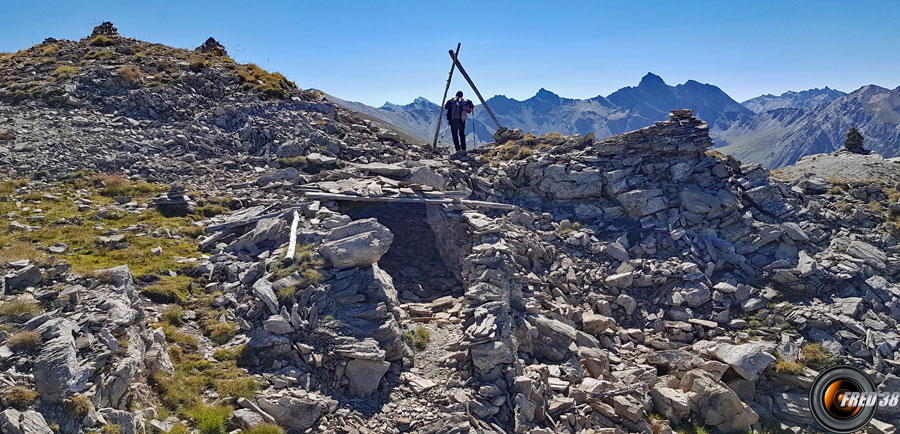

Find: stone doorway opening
339;201;464;303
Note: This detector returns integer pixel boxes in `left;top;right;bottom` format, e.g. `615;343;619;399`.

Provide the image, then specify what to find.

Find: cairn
91;21;119;37
154;186;197;217
196;37;228;56
843;126;868;154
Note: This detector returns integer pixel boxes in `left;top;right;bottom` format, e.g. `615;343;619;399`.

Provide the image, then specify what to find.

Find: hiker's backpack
448;98;465;121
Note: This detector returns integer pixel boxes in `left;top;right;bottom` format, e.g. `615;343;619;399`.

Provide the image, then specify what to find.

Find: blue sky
3;0;899;106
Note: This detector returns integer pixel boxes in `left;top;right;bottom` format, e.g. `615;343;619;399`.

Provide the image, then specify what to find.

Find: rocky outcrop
31;318;86;402
0;409;53;434
256;392;337;431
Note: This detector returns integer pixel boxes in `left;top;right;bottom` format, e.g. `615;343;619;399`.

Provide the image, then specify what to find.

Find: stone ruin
196;37;228;56
91;21;119;37
843;126;868;154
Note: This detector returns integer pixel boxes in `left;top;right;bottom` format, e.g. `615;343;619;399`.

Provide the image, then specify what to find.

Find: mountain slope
324;93;434;145
742;87;845;113
719;85;900;167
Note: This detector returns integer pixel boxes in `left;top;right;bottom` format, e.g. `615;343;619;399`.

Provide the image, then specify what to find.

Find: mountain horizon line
349;72;898;111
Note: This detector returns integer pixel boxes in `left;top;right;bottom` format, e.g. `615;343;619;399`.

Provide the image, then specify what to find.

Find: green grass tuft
403;326;430;351
142;275;192;303
188;405;231;434
241;424;284;434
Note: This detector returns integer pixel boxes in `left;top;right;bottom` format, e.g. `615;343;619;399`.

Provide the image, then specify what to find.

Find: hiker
445;90;474;152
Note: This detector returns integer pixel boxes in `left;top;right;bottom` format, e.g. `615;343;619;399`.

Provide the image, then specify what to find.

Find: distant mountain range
324;74;900;168
718;85;900;167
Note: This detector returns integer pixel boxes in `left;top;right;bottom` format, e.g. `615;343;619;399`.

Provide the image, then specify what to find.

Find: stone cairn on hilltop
91;21;119;37
843;126;868;154
196;37;228;56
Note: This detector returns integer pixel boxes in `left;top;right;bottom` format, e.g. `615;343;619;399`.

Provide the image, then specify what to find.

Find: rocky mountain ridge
326;73;751;148
330;77;900;170
3;23;900;434
741;88;845;114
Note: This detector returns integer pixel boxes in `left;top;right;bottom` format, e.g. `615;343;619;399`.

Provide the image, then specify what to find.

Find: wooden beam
433;43;461;151
448;50;501;130
301;191;518;211
285;210;300;259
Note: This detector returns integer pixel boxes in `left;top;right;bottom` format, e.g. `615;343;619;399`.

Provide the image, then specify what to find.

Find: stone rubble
3;25;900;434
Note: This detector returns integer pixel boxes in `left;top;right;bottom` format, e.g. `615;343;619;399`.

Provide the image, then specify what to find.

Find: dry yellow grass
118;65;142;85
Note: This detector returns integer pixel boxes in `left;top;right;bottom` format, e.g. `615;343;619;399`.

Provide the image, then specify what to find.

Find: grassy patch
199;204;228;218
0;240;44;266
269;244;322;280
51;65;78;80
189;405;231;434
241;424;284;434
556;221;582;235
64;394;93;418
214;377;259;399
182;225;206;238
40;44;59;55
7;330;43;352
142;275;192;303
118;66;142;86
884;187;900;203
89;35;114;47
164;305;184;326
802;343;833;368
773;354;805;374
0;299;43;320
0;176;201;276
488;141;533;161
189;58;212;70
164;424;189;434
162;324;199;351
101;425;122;434
869;201;883;213
92;174;164;197
205;321;237;345
673;423;709;434
235;63;297;99
276;156;306;168
212;345;243;361
3;386;39;409
151;343;253;416
403;326;431;351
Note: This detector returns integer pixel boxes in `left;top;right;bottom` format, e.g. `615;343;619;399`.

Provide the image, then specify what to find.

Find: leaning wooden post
448;50;502;130
285;210;299;260
432;43;461;151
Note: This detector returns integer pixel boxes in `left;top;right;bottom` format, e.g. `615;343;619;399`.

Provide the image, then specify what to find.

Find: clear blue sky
3;0;899;106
